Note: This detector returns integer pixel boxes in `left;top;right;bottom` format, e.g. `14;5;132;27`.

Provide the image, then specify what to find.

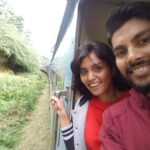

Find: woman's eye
80;69;87;76
94;66;102;72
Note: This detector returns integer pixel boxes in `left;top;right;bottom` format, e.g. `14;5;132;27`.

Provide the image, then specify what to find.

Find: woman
50;41;130;150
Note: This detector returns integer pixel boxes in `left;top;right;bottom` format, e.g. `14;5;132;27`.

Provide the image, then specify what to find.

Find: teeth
130;62;150;73
132;68;143;73
131;65;150;77
89;83;99;87
136;67;145;71
133;66;149;72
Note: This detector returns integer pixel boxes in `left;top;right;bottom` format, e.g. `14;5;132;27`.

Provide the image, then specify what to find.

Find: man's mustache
127;59;150;74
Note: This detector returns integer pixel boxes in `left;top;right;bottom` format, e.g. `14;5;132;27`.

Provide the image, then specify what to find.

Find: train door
48;0;78;149
49;0;149;149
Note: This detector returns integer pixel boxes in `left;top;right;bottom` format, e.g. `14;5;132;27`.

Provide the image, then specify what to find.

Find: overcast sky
8;0;67;58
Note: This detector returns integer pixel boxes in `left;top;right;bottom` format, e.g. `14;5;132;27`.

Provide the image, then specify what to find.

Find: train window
50;4;78;150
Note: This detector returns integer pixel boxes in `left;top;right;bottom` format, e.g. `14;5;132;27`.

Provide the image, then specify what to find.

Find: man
100;2;150;150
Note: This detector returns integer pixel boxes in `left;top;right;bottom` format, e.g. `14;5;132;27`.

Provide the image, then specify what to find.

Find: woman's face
80;52;113;99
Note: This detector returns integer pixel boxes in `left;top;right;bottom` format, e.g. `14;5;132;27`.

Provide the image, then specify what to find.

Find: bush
0;72;47;149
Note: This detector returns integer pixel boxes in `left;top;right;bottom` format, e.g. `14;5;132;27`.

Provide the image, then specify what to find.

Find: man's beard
123;76;150;95
125;58;150;95
131;82;150;94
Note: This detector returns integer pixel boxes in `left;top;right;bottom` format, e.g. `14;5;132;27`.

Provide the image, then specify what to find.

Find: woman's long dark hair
71;41;130;98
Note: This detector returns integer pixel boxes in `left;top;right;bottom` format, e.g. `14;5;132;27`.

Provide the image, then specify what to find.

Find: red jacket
100;89;150;150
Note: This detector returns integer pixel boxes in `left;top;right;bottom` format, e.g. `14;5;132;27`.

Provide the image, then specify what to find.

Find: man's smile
127;60;150;78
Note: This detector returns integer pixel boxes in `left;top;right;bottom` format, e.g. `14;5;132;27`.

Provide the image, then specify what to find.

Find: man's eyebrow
131;28;150;42
113;28;150;52
113;45;125;52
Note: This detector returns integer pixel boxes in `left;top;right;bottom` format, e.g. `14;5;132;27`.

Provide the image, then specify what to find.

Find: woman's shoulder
75;95;90;106
72;95;90;111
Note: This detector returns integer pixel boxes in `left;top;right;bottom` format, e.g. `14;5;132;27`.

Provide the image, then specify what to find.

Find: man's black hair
106;1;150;45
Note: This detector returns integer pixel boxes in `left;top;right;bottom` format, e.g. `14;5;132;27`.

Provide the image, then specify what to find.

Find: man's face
112;18;150;95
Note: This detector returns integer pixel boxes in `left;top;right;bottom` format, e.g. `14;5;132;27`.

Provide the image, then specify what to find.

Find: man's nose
127;47;144;64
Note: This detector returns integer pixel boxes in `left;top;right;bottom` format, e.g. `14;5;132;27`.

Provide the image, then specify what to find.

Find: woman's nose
87;71;95;81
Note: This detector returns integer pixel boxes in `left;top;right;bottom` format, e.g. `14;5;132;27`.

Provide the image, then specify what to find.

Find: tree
0;0;41;72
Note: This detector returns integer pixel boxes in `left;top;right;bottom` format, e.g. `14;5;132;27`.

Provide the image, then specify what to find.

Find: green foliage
53;45;73;89
0;73;47;149
0;0;24;32
0;0;42;73
55;73;64;90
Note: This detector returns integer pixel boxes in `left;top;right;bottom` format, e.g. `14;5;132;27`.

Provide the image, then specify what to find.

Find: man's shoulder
103;89;141;119
104;98;127;119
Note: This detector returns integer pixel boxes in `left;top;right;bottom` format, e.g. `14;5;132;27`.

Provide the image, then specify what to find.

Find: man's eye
139;36;150;46
114;50;127;58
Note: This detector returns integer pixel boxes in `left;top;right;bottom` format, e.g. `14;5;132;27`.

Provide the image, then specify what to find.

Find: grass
0;72;47;149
